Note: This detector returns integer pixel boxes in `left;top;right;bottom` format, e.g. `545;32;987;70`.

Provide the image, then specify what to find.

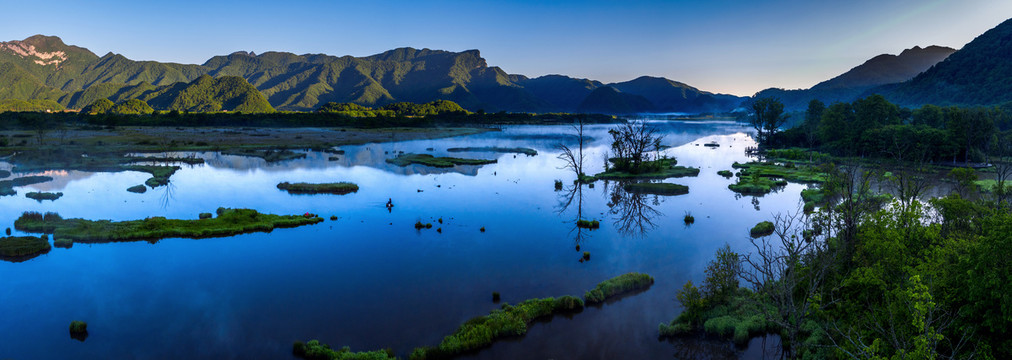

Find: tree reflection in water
159;181;176;209
608;180;664;237
556;182;591;249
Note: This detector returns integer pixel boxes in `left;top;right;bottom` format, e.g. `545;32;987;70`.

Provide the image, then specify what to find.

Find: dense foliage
775;94;1011;163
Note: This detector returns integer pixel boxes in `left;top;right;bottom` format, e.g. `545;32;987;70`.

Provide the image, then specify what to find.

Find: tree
17;112;53;145
608;121;663;173
741;210;833;357
804;99;825;148
557;117;587;179
749;97;787;147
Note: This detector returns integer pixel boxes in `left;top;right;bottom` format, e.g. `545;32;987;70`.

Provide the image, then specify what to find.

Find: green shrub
717;170;733;178
576;219;600;229
750;221;775;237
199;213;212;220
0;235;51;259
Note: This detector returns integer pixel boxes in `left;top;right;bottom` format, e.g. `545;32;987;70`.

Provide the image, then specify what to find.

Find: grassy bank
386;153;496;168
728;175;787;195
277;182;359;195
446;147;538;156
0;235;51;262
622;183;689;196
14;208;323;243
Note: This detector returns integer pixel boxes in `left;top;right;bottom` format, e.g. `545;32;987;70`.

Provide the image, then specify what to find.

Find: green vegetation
81;98;114;114
492;292;500;302
277;182;359;195
386;153;496;168
0;235;51;261
54;238;72;248
731;161;826;183
447;147;538;156
0;175;54;196
582;251;591;261
319;100;463;117
126;185;146;193
749;221;775;237
221;149;306;162
749;97;788;147
583;273;655;305
0;170;9;179
660;244;773;345
124;165;180;187
13;208;323;243
25;191;62;201
576;219;600;229
126;156;204;165
717;170;733;178
110;99;154;115
292;340;395;360
409;296;586;360
622;182;689;196
69;321;87;334
684;213;695;224
728;175;786;195
591;158;699;180
0;99;64;112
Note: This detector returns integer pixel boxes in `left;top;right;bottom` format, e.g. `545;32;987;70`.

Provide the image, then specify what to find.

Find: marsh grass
576;219;600;229
409;296;585;360
583;273;655;305
0;235;52;261
14;208;323;243
222;148;306;162
684;213;695;224
26;191;63;201
292;340;396;360
277;182;359;195
386;153;496;168
717;170;733;178
728;175;785;195
126;184;147;193
623;182;689;196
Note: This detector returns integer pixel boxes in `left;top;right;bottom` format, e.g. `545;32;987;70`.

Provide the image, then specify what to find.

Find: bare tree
557;117;587;179
741;210;835;358
608;120;663;173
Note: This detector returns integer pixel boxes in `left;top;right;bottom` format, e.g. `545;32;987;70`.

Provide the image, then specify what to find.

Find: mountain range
0;36;745;114
4;17;1012;115
754;45;956;110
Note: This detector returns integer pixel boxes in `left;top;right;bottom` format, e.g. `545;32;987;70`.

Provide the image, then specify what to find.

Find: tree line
750;94;1012;164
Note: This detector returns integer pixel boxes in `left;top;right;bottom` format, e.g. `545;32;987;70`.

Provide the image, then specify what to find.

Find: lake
0;120;798;359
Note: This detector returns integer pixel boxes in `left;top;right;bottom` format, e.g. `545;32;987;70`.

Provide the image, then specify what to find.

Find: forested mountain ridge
880;17;1012;107
0;35;745;114
754;45;955;110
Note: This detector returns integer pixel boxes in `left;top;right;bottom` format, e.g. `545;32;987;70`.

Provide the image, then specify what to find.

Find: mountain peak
0;35;71;67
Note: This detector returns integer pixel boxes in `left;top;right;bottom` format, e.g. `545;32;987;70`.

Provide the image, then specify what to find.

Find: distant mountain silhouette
753;45;955;110
879;18;1012;106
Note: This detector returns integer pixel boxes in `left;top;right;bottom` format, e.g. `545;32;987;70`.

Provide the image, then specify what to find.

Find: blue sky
2;0;1010;96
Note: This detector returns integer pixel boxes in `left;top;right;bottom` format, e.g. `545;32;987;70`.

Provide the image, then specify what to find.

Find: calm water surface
1;121;797;359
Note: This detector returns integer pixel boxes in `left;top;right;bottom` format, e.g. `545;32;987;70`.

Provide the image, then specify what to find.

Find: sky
2;0;1011;96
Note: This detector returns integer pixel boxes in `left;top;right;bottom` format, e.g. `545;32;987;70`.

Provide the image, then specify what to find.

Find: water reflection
607;181;664;237
555;183;593;250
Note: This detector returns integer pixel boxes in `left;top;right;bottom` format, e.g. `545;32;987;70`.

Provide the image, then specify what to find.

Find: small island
447;146;538;156
26;191;63;201
386;153;496;168
0;235;52;262
277;182;359;195
622;182;689;196
14;208;324;244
